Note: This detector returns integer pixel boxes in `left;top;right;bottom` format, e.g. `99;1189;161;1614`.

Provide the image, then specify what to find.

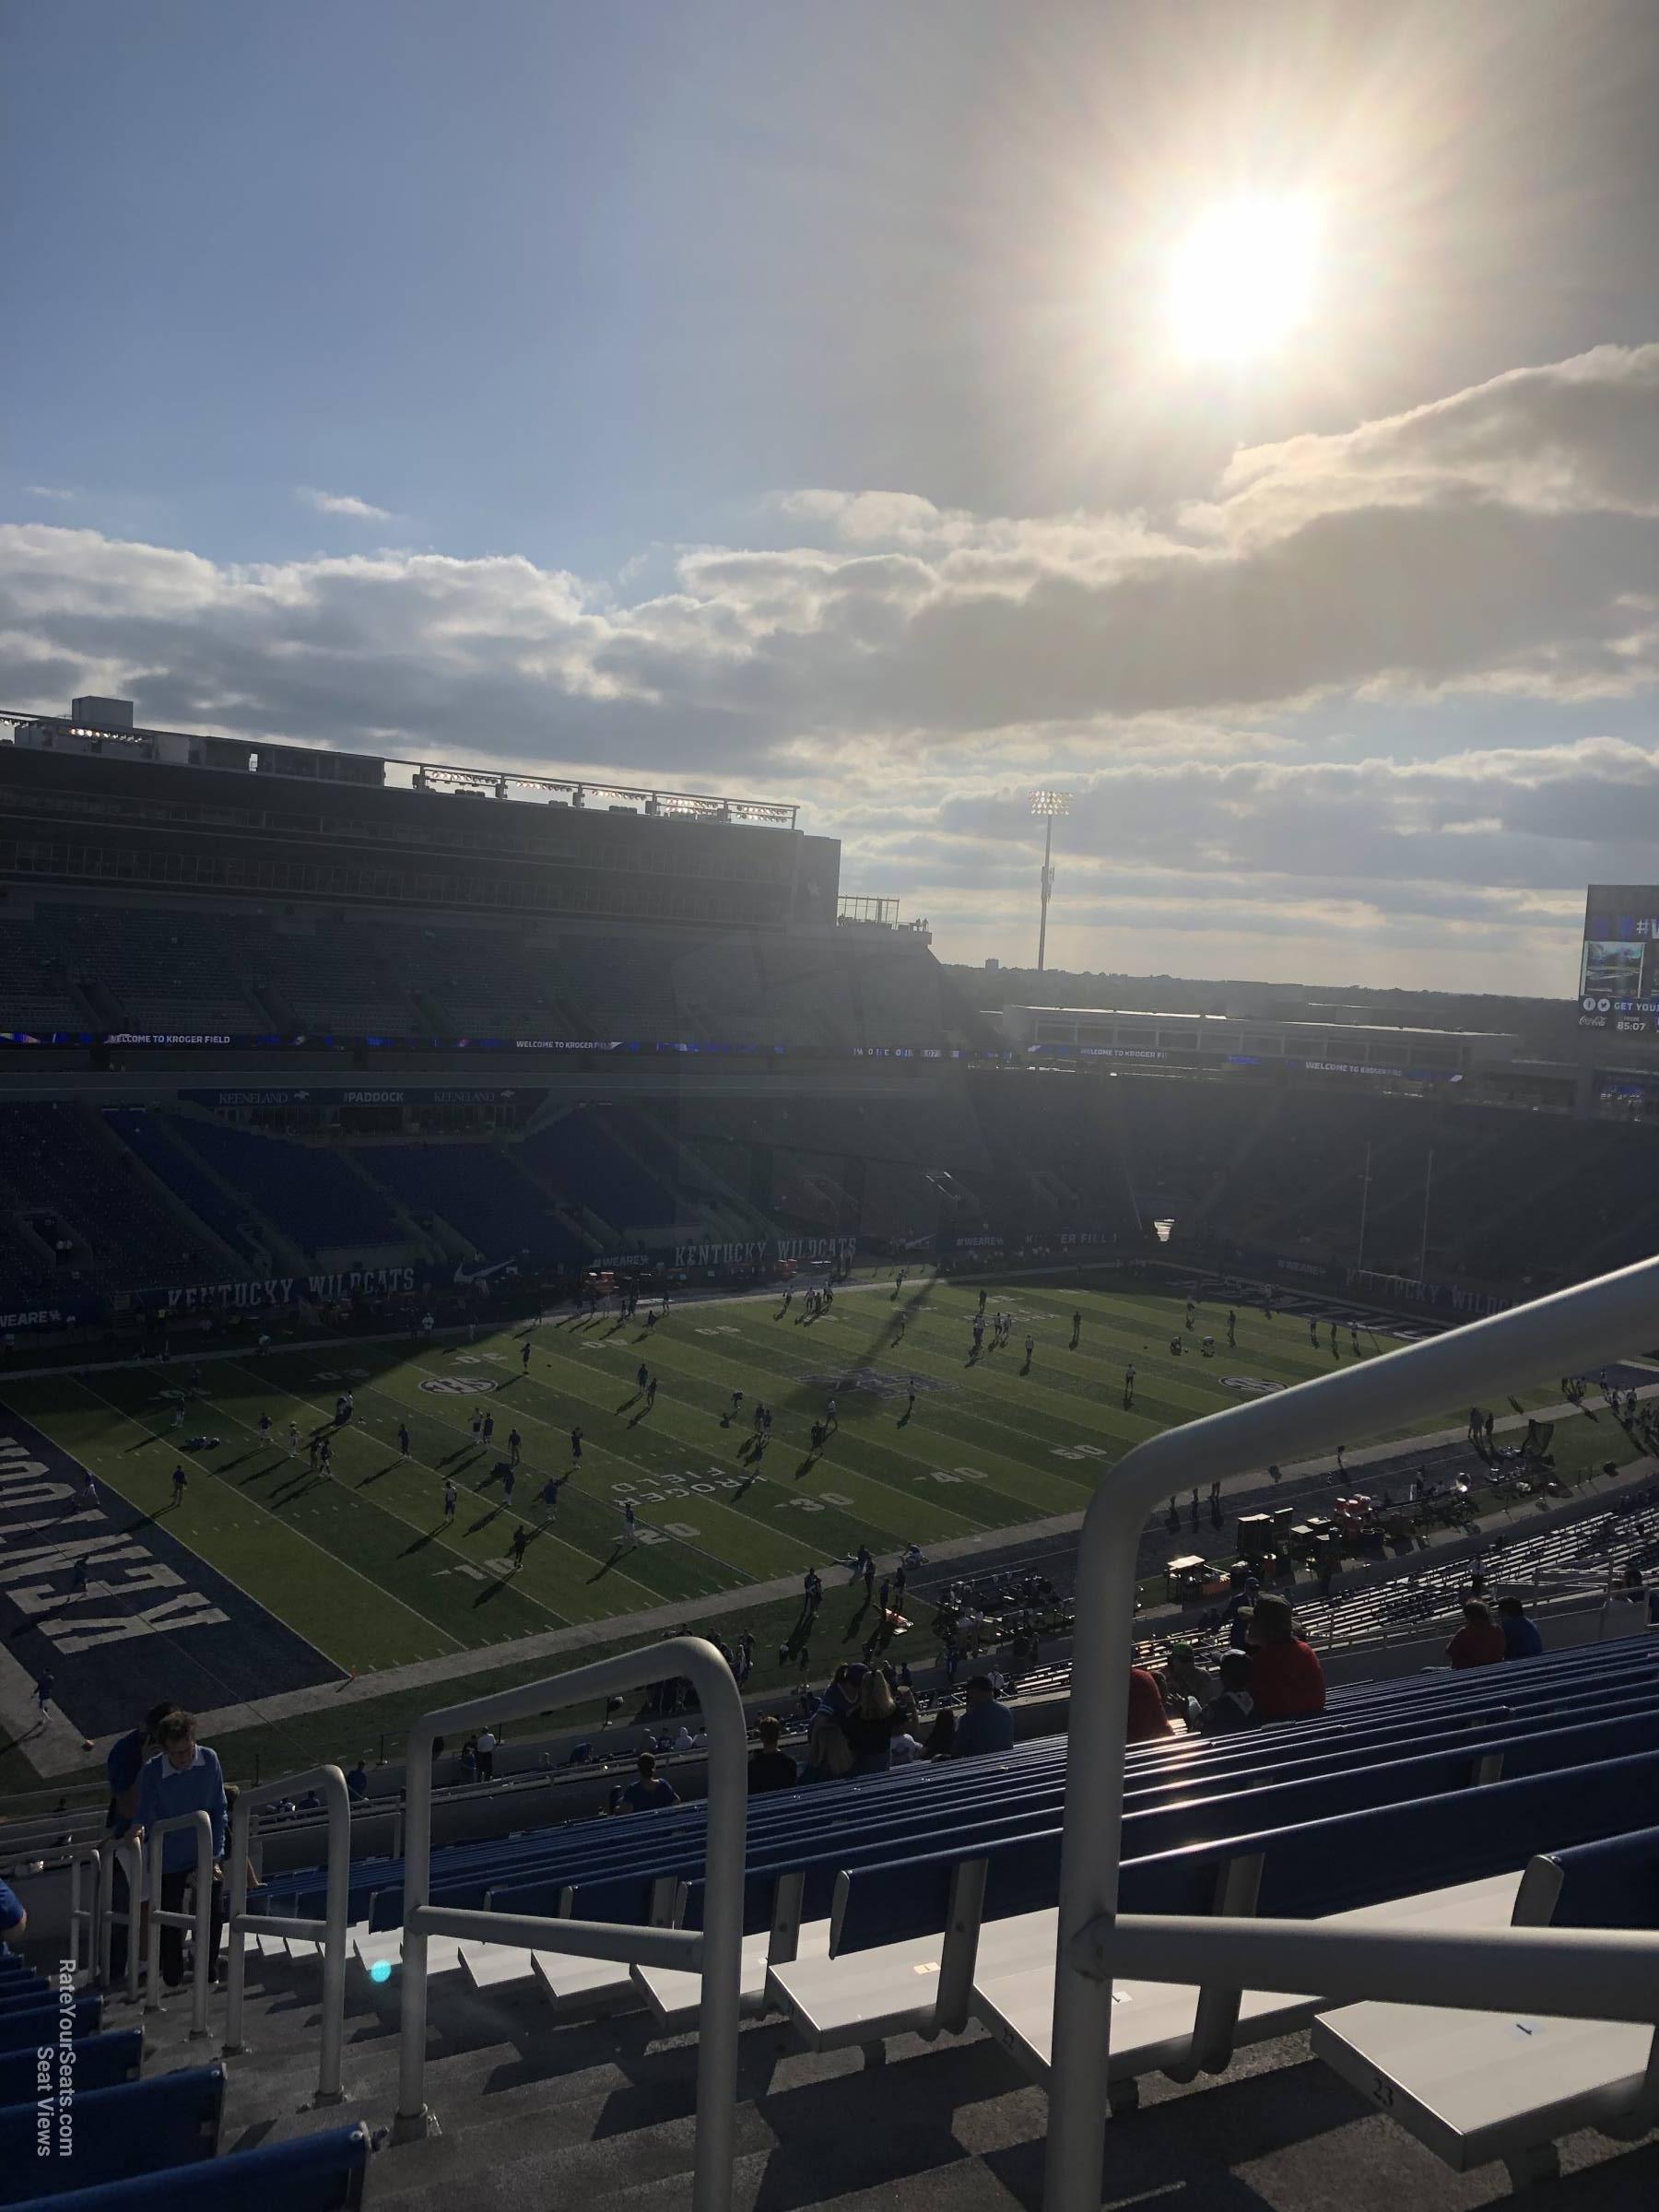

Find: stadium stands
0;1102;228;1291
0;916;87;1031
519;1109;678;1239
164;1118;404;1258
102;1110;272;1268
360;1141;582;1264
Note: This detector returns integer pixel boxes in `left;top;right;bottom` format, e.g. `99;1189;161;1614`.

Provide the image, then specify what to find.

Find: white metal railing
393;1636;747;2212
65;1841;104;1980
97;1835;144;2001
1045;1250;1659;2212
143;1809;216;2039
223;1765;351;2105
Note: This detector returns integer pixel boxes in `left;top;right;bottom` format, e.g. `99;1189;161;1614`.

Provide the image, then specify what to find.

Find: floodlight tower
1029;789;1072;974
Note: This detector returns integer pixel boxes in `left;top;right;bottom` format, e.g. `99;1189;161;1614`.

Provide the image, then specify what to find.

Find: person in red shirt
1245;1594;1326;1720
1446;1599;1507;1669
1126;1664;1173;1742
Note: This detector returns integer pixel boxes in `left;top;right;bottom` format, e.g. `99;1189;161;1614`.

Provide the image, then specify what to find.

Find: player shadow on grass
467;1507;501;1533
587;1545;629;1582
401;1526;441;1555
356;1462;400;1487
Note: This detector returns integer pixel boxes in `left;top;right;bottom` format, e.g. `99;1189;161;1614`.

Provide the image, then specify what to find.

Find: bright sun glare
1166;197;1320;364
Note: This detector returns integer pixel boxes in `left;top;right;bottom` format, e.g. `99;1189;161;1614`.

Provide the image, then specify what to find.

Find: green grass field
3;1270;1603;1790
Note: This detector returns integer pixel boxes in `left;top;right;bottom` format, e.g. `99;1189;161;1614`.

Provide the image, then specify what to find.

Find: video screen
1579;887;1659;1032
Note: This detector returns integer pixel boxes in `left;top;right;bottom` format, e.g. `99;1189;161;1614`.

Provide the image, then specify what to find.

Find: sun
1165;197;1320;365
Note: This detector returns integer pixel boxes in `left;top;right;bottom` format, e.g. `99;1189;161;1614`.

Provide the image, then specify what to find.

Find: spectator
133;1712;228;1989
747;1716;798;1793
475;1726;497;1782
620;1753;678;1811
0;1877;23;1942
1201;1651;1260;1734
921;1705;958;1759
105;1699;176;1981
1246;1594;1326;1720
803;1708;855;1782
1447;1599;1507;1669
459;1737;478;1785
841;1667;901;1774
345;1757;369;1801
1126;1664;1173;1743
820;1663;861;1723
1497;1595;1544;1661
1160;1641;1211;1726
953;1674;1018;1758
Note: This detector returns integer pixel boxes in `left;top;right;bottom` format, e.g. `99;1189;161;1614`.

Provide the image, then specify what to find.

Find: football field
0;1269;1588;1783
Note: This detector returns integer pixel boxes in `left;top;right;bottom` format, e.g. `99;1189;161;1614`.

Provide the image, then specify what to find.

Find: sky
2;0;1656;993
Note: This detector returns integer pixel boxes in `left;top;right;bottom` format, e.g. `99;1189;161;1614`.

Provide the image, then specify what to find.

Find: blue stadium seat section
519;1112;677;1236
168;1119;401;1255
0;2032;143;2108
0;1104;224;1292
360;1143;579;1263
253;1640;1659;1958
6;2123;371;2212
0;1995;100;2057
1536;1821;1659;1932
102;1110;265;1265
0;2065;223;2203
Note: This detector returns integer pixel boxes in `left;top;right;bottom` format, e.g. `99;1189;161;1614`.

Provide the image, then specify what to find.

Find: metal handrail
98;1836;144;2000
392;1636;747;2212
1076;1913;1659;2023
1044;1250;1659;2212
65;1843;103;1980
223;1765;350;2105
142;1809;215;2038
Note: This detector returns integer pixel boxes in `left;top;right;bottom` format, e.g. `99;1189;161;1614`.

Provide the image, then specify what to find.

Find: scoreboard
1580;886;1659;1035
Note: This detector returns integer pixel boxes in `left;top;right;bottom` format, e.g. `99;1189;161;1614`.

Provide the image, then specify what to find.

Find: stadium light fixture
1028;789;1072;973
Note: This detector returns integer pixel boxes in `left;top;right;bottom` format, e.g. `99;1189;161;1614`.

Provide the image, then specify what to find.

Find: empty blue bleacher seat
0;2032;143;2108
7;2123;371;2212
0;2065;223;2203
0;1995;100;2057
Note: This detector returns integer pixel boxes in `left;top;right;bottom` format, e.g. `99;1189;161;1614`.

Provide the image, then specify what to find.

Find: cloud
1;342;1655;985
24;486;75;502
297;488;394;522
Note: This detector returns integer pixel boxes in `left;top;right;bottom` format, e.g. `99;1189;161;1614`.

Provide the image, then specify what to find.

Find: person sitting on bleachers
747;1715;798;1793
619;1753;678;1812
1244;1594;1326;1720
920;1705;957;1759
1496;1594;1544;1660
1126;1663;1173;1743
842;1668;904;1774
952;1674;1018;1758
1446;1598;1507;1669
1160;1641;1211;1724
1200;1650;1260;1734
0;1874;24;1943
